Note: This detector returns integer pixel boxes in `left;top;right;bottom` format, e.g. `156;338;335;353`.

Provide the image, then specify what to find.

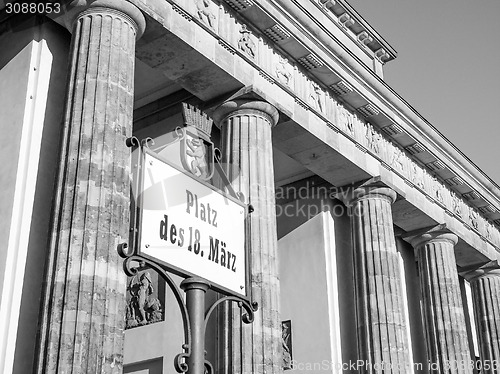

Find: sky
347;0;500;186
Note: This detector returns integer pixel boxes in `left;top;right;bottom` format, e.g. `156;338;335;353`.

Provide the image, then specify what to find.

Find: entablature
47;0;500;257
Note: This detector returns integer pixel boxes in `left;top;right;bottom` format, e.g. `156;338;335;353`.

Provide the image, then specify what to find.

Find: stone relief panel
238;24;256;59
336;102;354;137
274;55;293;87
126;270;164;329
327;97;500;246
308;81;324;113
365;123;381;154
410;163;425;190
282;320;293;370
389;146;406;174
194;0;217;31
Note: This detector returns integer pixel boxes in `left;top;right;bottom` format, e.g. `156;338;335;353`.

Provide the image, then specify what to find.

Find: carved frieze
430;175;445;204
410;163;425;190
195;0;216;30
365;123;381;154
336;102;354;136
275;56;292;87
170;0;500;249
238;24;256;58
390;147;406;173
309;81;324;113
470;208;479;230
452;193;463;218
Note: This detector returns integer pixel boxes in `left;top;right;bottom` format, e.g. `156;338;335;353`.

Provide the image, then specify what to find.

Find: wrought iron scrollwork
119;247;192;373
203;295;258;333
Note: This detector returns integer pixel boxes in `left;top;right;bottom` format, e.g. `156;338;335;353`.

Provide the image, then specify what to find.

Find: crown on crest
182;103;214;141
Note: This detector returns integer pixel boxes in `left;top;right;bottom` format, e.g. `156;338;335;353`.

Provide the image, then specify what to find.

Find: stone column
35;1;145;373
346;185;411;373
406;229;472;374
213;100;281;374
469;264;500;373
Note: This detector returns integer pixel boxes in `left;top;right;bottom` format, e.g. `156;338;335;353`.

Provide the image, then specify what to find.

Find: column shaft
471;273;500;373
413;232;472;374
349;187;411;373
36;3;143;373
214;101;281;374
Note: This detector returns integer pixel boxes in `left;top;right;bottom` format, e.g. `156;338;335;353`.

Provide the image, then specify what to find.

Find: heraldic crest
179;103;215;180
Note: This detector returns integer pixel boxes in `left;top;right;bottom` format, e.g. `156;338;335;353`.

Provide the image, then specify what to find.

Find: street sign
137;149;248;297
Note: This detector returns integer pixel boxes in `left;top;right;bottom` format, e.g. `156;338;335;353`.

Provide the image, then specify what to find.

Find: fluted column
36;1;145;373
213;100;281;374
469;264;500;373
406;229;472;374
346;185;411;373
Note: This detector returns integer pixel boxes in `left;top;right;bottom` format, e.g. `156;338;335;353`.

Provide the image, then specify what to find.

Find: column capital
345;185;396;207
59;0;146;38
402;224;458;250
213;100;279;128
463;260;500;282
339;177;397;207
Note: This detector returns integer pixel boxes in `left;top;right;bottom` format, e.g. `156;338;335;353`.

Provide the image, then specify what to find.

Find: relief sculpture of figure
452;194;462;217
186;138;208;177
365;123;380;153
136;272;153;324
196;0;215;29
282;322;292;370
238;24;256;58
126;271;163;328
275;56;292;86
337;104;353;135
470;208;479;230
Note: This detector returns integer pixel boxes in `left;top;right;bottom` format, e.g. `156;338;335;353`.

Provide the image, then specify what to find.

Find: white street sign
138;151;247;296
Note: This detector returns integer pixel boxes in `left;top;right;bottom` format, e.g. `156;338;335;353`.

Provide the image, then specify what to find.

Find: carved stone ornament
390;147;405;172
195;0;216;29
238;24;256;59
309;81;323;113
452;193;462;217
126;271;163;328
415;165;424;189
180;103;215;180
181;128;215;180
431;176;444;203
365;123;381;154
282;320;293;370
486;221;492;239
275;56;292;86
470;208;479;230
337;103;354;135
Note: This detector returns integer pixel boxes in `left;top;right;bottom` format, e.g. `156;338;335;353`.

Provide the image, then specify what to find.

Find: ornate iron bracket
118;244;258;374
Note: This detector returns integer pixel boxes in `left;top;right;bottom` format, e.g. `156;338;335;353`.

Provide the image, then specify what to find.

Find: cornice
314;0;397;63
238;0;500;214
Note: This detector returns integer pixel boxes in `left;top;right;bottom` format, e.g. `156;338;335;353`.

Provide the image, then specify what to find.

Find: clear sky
347;0;500;186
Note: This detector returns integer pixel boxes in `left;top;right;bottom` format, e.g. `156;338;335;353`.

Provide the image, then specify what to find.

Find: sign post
119;136;257;374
